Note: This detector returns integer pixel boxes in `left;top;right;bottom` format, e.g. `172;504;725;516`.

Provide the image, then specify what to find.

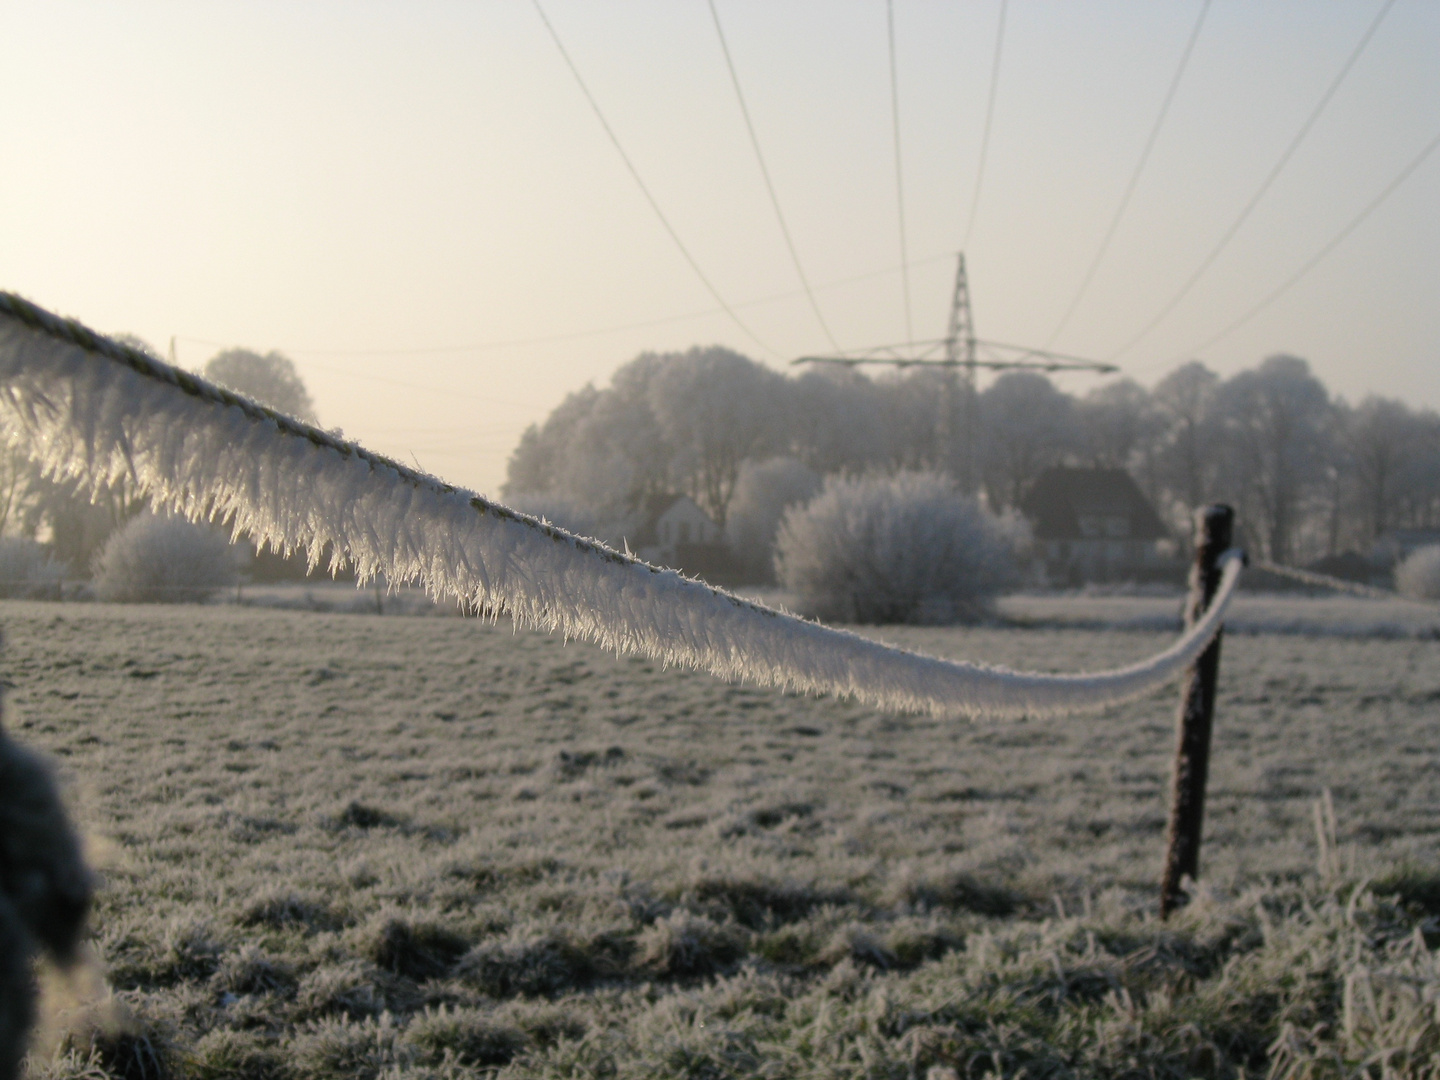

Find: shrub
774;470;1019;624
0;537;65;599
1395;545;1440;601
92;513;239;604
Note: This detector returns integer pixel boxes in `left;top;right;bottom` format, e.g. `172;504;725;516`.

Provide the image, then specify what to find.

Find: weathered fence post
1160;504;1234;918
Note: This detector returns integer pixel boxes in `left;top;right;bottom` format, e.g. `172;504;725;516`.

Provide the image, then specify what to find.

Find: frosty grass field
7;594;1440;1079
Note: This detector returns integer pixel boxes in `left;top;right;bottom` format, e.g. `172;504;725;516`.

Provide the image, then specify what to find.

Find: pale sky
4;1;1437;496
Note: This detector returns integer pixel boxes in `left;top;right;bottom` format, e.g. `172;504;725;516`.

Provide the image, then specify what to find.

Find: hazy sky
4;1;1437;496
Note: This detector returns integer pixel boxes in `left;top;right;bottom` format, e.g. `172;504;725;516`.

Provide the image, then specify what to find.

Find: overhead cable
707;0;842;351
1044;0;1211;348
1183;124;1440;358
175;254;957;361
886;0;914;343
529;0;776;358
1110;0;1400;361
961;0;1008;250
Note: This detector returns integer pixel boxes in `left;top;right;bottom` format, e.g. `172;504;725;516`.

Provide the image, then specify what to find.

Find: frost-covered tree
1346;397;1431;543
979;372;1079;512
724;457;821;583
203;349;317;424
646;347;785;526
1213;355;1335;562
1152;361;1221;529
504;366;666;538
1077;379;1159;470
774;470;1018;624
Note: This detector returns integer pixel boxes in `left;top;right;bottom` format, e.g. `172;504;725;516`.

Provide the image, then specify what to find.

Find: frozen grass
4;599;1440;1078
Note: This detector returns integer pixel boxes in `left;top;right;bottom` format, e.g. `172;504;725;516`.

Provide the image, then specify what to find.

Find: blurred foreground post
1160;504;1234;918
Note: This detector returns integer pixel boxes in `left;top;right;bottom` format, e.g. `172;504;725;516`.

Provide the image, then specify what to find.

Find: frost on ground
4;599;1440;1079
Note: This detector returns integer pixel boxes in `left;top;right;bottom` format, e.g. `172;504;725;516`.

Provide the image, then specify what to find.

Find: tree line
505;347;1440;566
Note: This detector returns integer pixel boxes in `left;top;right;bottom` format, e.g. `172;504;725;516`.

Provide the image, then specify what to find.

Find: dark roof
1019;467;1168;541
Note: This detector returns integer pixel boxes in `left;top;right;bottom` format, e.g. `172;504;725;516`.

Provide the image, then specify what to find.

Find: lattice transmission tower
794;253;1118;492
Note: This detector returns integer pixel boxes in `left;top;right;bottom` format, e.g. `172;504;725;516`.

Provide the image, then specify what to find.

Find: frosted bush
92;513;239;603
0;536;64;599
775;470;1018;624
1395;545;1440;601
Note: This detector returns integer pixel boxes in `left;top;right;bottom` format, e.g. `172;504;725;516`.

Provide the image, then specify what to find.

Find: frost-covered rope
1250;558;1406;602
0;292;1244;718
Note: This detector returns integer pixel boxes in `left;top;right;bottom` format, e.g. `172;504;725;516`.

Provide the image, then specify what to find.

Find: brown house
1020;467;1175;584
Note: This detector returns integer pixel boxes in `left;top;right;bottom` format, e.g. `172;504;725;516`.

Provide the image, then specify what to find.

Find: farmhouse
630;493;742;584
1020;466;1175;584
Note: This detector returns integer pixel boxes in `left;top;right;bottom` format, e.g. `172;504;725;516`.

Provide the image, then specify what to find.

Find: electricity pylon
794;253;1118;492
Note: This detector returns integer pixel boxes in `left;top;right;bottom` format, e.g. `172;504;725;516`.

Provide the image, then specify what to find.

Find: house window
679;522;691;543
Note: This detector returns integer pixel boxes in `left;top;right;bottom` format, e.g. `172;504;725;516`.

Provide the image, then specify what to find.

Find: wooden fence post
1160;504;1234;918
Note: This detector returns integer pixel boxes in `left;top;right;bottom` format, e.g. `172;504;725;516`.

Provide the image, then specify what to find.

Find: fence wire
0;292;1244;719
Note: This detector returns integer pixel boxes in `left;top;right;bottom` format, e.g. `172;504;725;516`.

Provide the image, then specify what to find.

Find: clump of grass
816;922;896;970
285;1014;407;1080
636;911;747;979
212;945;297;998
890;866;1022;916
326;802;404;832
45;997;179;1080
237;889;345;934
1370;864;1440;920
188;1028;287;1080
292;963;388;1022
679;872;851;929
400;1005;529;1068
454;927;632;998
490;1000;588;1048
101;918;226;990
357;915;469;981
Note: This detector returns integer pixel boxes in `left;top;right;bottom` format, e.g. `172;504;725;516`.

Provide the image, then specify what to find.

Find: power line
1184;124;1440;358
706;0;842;352
174;254;957;361
529;0;776;358
1044;0;1210;348
1110;0;1400;361
886;0;913;343
961;0;1007;250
